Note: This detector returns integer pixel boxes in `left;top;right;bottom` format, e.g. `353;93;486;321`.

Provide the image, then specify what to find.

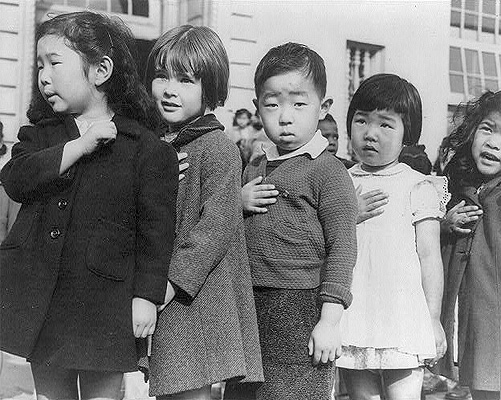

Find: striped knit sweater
243;151;357;308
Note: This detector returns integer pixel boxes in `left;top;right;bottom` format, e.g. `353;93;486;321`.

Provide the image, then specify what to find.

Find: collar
160;114;224;150
349;162;409;177
263;130;328;161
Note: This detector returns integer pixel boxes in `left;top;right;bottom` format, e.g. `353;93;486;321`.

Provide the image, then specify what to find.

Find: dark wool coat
0;115;178;371
148;114;264;396
440;176;501;391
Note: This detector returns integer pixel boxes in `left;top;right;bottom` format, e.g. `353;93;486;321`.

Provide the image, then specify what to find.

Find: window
450;0;500;42
346;41;384;101
37;0;149;17
449;46;501;96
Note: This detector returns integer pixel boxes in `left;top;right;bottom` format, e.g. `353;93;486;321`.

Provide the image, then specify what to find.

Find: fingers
177;152;188;162
248;176;264;185
308;337;314;356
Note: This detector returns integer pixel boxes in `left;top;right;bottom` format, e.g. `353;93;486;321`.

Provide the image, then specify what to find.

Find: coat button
58;199;68;210
50;228;61;239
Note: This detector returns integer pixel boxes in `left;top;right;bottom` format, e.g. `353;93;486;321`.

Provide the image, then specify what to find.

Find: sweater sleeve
0;125;70;203
168;135;243;301
317;159;358;308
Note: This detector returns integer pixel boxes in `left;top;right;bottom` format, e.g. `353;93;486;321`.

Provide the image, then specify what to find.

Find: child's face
255;71;328;152
318;120;339;154
236;114;250;129
351;109;404;171
151;71;206;129
471;111;501;178
37;35;97;117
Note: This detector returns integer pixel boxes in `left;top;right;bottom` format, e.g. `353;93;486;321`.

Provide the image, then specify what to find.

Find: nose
38;67;50;86
364;124;377;141
486;136;501;151
279;105;294;126
162;80;178;98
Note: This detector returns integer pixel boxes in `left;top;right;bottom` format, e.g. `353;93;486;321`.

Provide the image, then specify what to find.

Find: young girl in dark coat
0;11;178;399
144;25;263;399
440;91;501;400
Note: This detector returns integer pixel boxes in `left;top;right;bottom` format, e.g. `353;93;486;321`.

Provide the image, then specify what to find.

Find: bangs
352;82;411;115
154;38;205;78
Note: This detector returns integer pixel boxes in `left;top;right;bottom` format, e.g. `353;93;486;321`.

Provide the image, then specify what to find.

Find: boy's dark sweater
243;151;357;308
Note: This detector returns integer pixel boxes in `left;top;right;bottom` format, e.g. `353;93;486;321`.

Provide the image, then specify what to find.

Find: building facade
0;0;472;162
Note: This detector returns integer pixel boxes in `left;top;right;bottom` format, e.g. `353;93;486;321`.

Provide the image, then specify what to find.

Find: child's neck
360;158;399;173
74;105;114;123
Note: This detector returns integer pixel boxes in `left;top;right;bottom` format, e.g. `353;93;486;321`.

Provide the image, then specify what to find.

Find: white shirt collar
263;130;328;161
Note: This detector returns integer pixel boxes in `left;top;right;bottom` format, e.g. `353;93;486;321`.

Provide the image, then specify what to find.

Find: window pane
483;52;497;76
89;0;106;10
132;0;149;16
465;0;479;11
451;10;461;27
111;0;128;13
450;74;465;93
451;0;461;8
450;47;463;72
482;0;496;14
465;49;480;73
467;76;483;95
485;78;499;91
67;0;87;6
482;16;495;32
465;12;478;29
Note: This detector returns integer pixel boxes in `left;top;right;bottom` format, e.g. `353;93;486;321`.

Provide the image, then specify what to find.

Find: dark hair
145;25;229;111
319;113;337;126
254;42;327;100
233;108;252;126
346;73;422;146
399;144;432;175
442;90;501;188
28;11;155;128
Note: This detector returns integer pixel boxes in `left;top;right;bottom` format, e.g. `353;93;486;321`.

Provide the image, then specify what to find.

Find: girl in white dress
337;74;449;400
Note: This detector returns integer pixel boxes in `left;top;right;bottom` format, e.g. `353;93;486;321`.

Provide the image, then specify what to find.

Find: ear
319;97;333;119
94;56;114;87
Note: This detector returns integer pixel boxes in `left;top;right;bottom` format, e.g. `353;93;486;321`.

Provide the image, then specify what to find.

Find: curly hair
442;91;501;189
28;11;156;129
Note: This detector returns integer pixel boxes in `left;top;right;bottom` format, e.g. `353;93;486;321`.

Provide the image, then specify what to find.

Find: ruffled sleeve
410;175;451;224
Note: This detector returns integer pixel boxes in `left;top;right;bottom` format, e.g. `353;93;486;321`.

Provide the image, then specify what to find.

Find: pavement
0;352;471;400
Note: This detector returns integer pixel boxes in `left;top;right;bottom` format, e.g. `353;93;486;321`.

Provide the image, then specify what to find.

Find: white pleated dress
337;163;450;369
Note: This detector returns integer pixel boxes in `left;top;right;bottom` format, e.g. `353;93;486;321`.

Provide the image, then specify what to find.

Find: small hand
157;281;176;312
178;152;189;182
241;176;279;214
132;297;157;338
308;319;342;366
77;120;117;156
425;319;447;368
442;200;482;234
356;185;389;224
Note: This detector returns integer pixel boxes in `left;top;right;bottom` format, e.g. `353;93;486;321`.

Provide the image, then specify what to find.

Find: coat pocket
86;218;134;281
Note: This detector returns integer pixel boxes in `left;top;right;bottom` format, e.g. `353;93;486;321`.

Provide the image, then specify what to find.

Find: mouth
363;145;378;153
161;101;181;109
480;151;500;162
44;91;56;101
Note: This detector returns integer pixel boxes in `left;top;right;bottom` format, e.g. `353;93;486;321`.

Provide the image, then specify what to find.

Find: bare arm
416;218;447;365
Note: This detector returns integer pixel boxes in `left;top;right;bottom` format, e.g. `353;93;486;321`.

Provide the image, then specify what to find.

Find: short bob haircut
145;25;229;111
346;73;422;146
233;108;252;126
254;42;327;100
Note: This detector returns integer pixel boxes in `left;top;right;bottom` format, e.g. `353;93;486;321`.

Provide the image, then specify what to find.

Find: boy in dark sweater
231;42;358;400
